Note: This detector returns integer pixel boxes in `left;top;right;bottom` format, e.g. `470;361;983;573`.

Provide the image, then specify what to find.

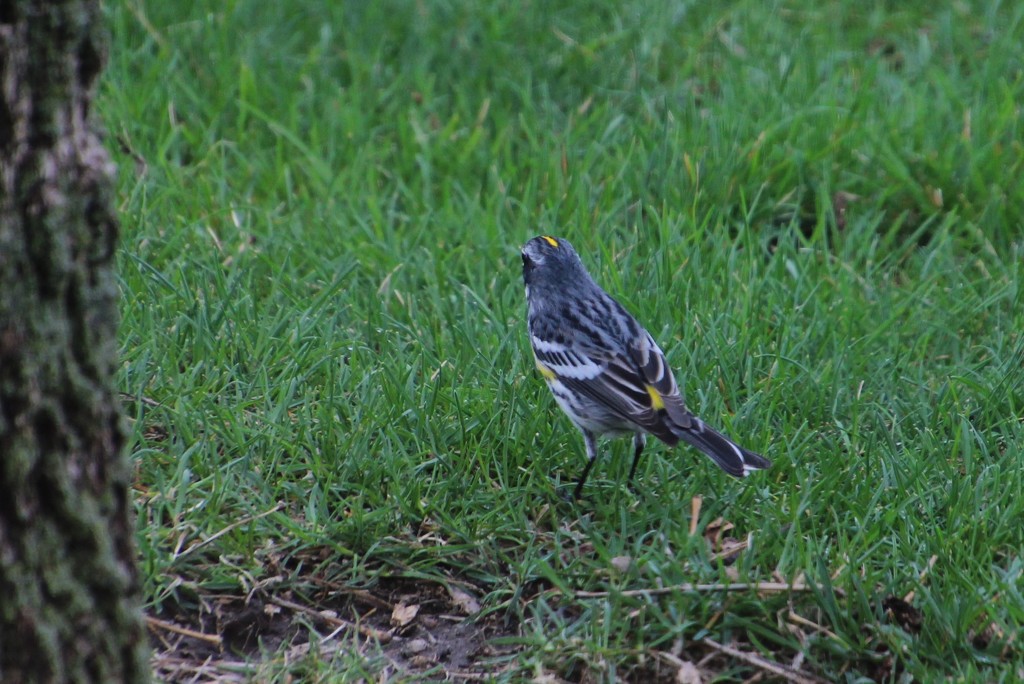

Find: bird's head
521;235;588;290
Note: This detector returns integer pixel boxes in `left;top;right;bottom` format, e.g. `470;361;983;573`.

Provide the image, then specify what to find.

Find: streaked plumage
522;235;771;499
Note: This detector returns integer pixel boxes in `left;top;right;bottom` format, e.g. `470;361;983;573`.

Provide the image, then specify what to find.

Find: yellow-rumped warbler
522;235;771;499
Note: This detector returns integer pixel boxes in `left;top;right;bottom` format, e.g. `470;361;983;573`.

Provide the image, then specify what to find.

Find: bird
521;235;771;500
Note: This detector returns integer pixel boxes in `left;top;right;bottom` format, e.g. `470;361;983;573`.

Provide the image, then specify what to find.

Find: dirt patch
148;577;519;681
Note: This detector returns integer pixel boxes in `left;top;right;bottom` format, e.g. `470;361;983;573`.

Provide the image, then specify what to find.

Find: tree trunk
0;1;149;681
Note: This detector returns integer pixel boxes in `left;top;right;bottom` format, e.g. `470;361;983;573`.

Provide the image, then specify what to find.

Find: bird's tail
673;414;771;477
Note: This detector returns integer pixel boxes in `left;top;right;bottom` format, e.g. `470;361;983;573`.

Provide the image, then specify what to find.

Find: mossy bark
0;1;149;681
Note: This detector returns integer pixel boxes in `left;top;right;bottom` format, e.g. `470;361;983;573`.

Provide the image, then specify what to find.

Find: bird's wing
625;331;692;429
532;329;685;432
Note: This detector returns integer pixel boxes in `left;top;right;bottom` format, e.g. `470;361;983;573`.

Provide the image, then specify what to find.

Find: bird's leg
572;430;600;500
627;432;646;484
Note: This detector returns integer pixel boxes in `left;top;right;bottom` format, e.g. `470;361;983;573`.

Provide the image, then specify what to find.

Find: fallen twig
788;610;839;640
703;638;826;684
145;615;223;646
119;391;162;407
175;502;284;560
446;665;516;679
572;581;840;599
151;653;251;681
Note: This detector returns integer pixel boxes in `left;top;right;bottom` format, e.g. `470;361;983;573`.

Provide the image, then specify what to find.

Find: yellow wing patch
645;384;666;410
541;235;559;247
535;359;557;381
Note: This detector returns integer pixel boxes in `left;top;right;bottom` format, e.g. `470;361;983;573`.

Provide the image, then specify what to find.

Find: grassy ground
103;0;1024;681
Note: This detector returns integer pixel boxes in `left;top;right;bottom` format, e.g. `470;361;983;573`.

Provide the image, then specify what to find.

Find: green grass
104;0;1024;681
